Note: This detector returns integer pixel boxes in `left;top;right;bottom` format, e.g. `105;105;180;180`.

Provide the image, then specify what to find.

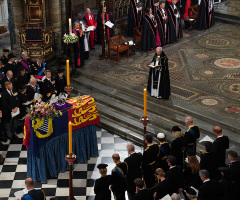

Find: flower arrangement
27;102;59;120
63;33;79;44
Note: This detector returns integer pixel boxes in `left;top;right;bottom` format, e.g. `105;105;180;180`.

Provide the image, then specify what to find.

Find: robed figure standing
156;2;168;46
96;4;111;44
147;47;170;99
167;0;183;44
73;22;85;68
127;0;143;36
83;8;97;49
196;0;214;30
141;8;160;51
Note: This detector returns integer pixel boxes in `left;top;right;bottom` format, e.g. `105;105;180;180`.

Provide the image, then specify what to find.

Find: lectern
18;0;54;61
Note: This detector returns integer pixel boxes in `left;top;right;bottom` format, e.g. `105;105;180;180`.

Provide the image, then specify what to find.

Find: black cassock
96;10;111;44
156;8;168;46
141;14;157;51
147;52;171;99
167;3;182;44
73;28;85;68
127;0;143;36
196;0;214;30
94;175;112;200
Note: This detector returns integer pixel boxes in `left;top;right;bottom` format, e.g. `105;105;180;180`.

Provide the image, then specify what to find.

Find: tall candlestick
69;18;72;35
144;88;147;117
66;60;70;86
68;121;72;155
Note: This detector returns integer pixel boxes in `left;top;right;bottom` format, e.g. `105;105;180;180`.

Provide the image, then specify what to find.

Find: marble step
71;77;240;154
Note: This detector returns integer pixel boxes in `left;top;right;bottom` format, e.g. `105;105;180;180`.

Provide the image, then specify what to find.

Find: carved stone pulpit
18;0;54;61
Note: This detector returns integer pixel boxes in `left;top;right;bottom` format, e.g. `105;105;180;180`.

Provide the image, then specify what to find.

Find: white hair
171;193;181;200
30;77;37;84
21;51;28;57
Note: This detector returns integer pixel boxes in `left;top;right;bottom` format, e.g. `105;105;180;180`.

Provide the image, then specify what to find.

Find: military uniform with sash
184;125;200;151
142;144;160;188
156;141;170;172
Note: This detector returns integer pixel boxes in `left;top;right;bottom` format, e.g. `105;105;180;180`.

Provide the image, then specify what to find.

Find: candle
68;121;72;155
66;60;70;86
69;18;72;35
144;88;147;117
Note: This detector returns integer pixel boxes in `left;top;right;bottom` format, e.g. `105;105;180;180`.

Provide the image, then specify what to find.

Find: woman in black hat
183;150;202;189
94;163;112;200
200;141;217;179
170;126;185;167
1;49;9;65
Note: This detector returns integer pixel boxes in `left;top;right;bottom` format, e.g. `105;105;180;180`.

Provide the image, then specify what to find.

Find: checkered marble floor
0;126;143;200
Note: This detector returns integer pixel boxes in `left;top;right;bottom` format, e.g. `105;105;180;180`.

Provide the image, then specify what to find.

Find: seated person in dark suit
132;178;152;200
17;51;31;74
154;168;171;199
4;53;18;78
1;81;19;141
30;56;46;79
27;77;41;102
20;178;45;200
198;169;217;200
124;144;142;200
55;69;67;96
1;70;15;89
16;67;29;89
166;155;184;195
41;70;56;102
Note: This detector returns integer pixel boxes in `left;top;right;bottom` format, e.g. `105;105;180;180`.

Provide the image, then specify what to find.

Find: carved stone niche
24;0;43;22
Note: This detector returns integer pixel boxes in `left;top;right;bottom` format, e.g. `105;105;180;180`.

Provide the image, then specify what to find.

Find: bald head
156;47;162;55
86;8;91;14
25;178;34;190
185;117;193;126
213;126;222;136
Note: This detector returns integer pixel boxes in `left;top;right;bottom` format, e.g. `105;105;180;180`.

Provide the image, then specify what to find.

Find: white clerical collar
203;179;210;183
130;151;136;155
217;135;223;138
76;29;79;31
170;165;176;169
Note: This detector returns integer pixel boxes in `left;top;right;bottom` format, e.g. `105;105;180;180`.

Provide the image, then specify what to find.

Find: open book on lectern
148;64;163;68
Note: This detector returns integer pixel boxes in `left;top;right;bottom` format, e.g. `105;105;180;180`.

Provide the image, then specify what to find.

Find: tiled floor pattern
0;127;143;200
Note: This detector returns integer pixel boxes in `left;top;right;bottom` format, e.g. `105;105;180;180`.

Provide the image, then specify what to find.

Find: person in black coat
94;164;112;200
41;70;56;102
212;126;229;168
147;47;171;100
21;178;45;200
1;81;19;140
170;126;185;167
124;144;142;200
16;67;29;89
227;151;240;199
216;167;231;200
55;69;67;96
1;49;9;65
132;178;152;200
141;7;157;51
4;53;18;78
167;0;183;44
154;168;171;199
196;0;214;30
166;155;184;195
142;134;160;188
198;169;218;200
183;150;202;189
200;141;217;179
184;117;200;152
156;133;170;172
111;154;128;200
27;77;41;102
1;70;15;90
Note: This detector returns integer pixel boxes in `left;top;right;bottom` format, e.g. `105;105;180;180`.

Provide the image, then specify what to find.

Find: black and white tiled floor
0;126;143;200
